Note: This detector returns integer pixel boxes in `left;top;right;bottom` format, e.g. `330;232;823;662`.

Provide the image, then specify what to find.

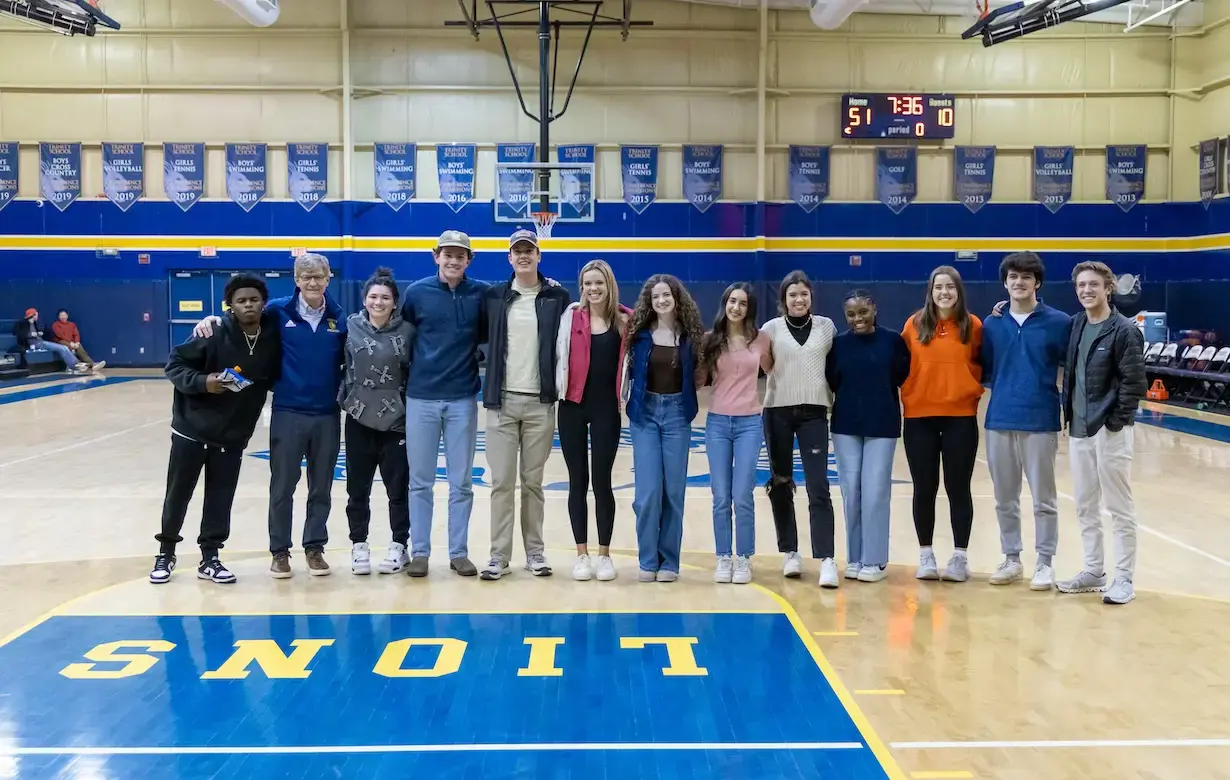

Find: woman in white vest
760;270;840;588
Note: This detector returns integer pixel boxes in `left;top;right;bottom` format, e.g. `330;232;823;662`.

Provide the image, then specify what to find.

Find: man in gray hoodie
341;268;418;575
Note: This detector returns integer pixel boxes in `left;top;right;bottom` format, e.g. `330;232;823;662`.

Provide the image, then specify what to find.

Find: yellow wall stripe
0;234;1228;253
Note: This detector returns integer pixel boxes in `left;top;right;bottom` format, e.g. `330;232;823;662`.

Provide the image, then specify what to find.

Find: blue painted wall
2;197;1228;366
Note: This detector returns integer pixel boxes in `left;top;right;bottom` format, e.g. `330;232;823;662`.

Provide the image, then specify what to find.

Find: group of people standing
147;234;1147;607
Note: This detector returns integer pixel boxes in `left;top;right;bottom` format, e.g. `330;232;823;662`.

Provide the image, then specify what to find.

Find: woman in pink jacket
555;259;633;582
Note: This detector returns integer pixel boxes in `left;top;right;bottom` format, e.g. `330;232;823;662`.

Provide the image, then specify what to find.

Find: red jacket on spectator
52;320;80;345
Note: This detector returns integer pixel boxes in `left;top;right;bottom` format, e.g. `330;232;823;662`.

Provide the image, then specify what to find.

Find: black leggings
762;405;836;559
902;415;978;549
344;416;410;545
557;399;621;546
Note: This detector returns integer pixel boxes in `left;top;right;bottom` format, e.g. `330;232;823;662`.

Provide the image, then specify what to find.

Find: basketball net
531;211;558;240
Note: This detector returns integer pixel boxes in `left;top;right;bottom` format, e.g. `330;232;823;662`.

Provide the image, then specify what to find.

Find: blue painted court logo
249;427;909;490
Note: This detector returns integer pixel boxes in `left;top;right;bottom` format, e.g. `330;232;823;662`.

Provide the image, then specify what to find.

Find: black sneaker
149;553;176;584
198;556;236;584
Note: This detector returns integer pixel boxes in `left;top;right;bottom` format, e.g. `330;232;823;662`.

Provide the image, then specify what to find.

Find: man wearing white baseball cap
399;229;488;578
478;229;571;580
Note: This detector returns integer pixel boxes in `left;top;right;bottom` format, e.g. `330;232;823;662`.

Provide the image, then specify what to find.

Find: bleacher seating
1145;340;1230;410
0;318;72;377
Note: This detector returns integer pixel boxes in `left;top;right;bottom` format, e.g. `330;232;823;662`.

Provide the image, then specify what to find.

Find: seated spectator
12;308;88;373
51;308;105;372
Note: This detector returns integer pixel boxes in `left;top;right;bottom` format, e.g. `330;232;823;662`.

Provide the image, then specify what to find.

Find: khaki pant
486;393;556;564
1069;425;1137;579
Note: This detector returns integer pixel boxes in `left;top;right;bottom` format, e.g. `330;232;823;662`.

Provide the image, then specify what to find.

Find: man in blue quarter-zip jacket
981;251;1072;593
398;230;488;579
193;253;347;579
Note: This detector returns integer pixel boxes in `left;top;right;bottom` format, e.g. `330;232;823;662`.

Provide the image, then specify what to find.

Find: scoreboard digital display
841;93;956;140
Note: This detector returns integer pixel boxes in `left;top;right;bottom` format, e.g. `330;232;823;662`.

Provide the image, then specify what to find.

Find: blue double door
168;270;296;347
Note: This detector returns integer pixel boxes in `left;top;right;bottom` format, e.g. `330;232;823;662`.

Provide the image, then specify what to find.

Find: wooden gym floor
1;371;1228;780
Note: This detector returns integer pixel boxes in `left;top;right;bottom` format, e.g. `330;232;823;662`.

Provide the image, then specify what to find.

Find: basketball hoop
531;211;558;240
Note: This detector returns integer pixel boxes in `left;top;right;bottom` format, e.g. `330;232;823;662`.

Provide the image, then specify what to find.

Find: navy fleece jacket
267;291;347;416
981;300;1072;432
400;273;491;401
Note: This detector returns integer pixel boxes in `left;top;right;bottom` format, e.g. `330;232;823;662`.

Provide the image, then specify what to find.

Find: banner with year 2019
683;145;723;213
437;143;476;213
0;142;17;212
1033;146;1073;214
788;145;829;213
621;145;658;214
39;142;81;212
287;143;327;212
1105;145;1145;213
953;146;994;214
496;143;535;220
102;142;144;212
1199;139;1218;208
374;143;416;211
164;143;205;212
557;144;594;220
225;143;267;212
876;147;916;215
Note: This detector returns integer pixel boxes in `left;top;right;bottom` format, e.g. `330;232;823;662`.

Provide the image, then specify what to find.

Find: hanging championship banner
621;145;658;214
163;143;205;212
683;144;723;214
374;143;416;211
1199;139;1217;208
496;143;535;220
1033;145;1073;214
875;147;916;215
39;142;81;212
101;142;144;212
0;142;17;212
788;145;829;213
437;143;476;213
953;146;994;214
557;144;594;220
225;143;267;212
1105;145;1145;213
287;143;327;212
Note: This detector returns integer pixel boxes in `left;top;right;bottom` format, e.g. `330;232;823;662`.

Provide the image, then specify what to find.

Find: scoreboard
841;93;956;140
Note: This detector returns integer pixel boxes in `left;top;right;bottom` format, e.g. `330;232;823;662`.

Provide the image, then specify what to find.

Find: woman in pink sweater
697;283;773;584
555;259;633;582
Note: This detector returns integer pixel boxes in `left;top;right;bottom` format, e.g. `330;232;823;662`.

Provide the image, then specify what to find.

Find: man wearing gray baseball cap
398;229;487;577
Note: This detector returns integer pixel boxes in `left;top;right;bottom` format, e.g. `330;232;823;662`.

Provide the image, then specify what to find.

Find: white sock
921;545;934;556
953;549;968;561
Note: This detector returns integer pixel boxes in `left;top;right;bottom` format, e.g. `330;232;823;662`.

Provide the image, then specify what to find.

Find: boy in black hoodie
150;274;282;584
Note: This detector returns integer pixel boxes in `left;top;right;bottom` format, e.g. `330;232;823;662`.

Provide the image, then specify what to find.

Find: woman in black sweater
825;289;911;583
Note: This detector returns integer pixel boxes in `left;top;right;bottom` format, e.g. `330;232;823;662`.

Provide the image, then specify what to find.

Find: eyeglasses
297;274;329;285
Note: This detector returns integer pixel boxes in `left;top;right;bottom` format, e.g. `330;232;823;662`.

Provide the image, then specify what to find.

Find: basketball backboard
494;161;596;238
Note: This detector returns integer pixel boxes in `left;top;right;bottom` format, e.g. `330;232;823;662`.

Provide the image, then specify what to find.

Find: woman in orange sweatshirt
900;265;983;584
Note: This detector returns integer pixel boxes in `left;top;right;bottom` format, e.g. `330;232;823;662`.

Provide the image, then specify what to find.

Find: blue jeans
832;434;896;567
630;393;690;573
35;340;78;370
705;413;761;557
405;396;477;560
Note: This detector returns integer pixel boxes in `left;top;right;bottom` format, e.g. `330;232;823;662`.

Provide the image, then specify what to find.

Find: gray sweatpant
985;430;1059;557
268;409;342;554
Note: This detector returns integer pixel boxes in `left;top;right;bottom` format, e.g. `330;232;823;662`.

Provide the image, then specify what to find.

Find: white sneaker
783;551;803;578
857;565;887;583
525;553;553;577
1030;563;1055;591
377;542;409;574
480;557;510;580
989;557;1024;585
732;555;752;584
845;562;861;580
916;550;940;580
818;557;839;589
714;555;734;583
595;555;617;581
351;542;371;575
572;554;594;581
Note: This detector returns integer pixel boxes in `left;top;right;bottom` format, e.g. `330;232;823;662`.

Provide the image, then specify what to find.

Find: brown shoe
305;549;331;576
407;556;429;577
270;551;292;579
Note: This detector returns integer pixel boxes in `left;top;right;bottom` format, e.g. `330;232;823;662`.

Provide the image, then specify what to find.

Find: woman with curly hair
621;274;705;582
698;282;773;584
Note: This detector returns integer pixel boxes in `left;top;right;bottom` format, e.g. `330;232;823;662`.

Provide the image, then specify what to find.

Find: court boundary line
0;741;866;757
891;738;1230;749
749;584;909;780
0;416;170;469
